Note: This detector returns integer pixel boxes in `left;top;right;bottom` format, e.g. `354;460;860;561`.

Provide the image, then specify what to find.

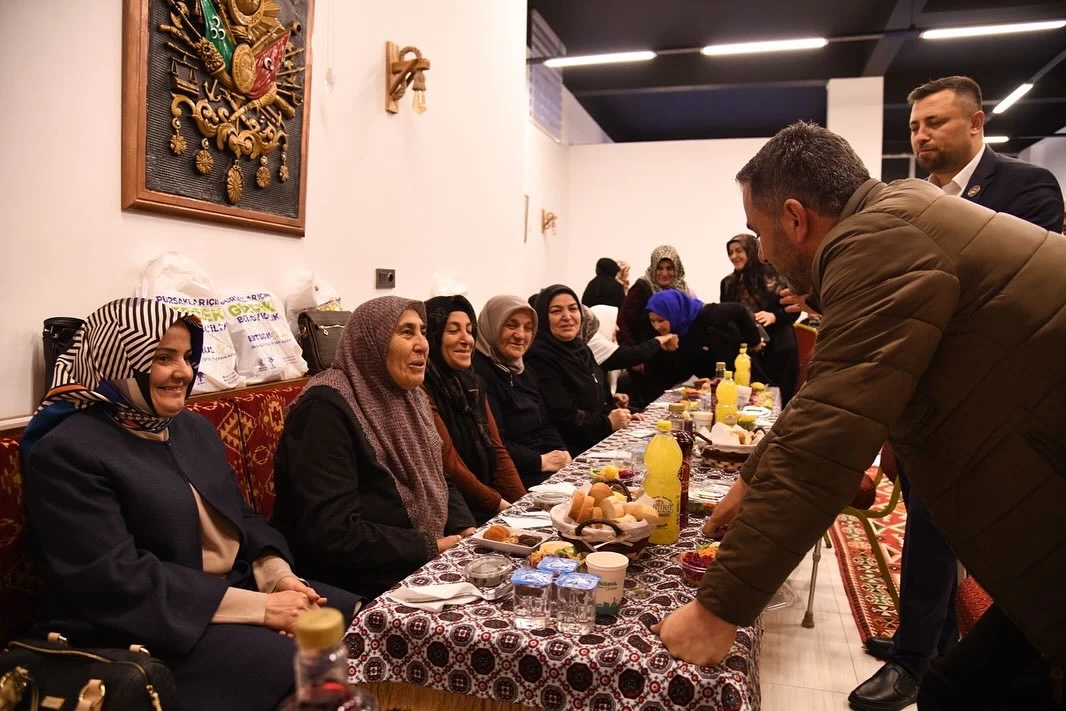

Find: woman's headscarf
23;298;204;461
643;245;689;294
580;305;600;344
475;295;538;375
529;285;598;380
295;296;448;537
647;289;705;338
424;295;496;485
595;257;620;278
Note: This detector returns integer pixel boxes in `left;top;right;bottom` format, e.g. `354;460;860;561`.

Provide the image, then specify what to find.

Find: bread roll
567;491;586;522
577;496;595;524
616;514;637;524
483;524;512;542
600;497;624;520
591;506;604;522
588;482;613;502
625;504;661;526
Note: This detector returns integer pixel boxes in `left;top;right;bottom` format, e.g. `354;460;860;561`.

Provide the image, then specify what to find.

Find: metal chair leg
802;537;821;628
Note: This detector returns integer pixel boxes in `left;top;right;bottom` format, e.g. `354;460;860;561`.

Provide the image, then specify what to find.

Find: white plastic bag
137;253;245;393
221;291;308;384
284;272;343;332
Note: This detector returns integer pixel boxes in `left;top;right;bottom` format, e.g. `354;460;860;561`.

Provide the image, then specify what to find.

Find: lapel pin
967;185;982;198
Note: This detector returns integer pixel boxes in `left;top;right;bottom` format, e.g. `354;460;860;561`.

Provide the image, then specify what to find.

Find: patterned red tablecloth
345;389;780;710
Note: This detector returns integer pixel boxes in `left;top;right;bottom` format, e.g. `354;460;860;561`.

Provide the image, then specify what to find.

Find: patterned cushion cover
231;384;305;518
0;432;42;641
185;399;253;507
957;575;994;637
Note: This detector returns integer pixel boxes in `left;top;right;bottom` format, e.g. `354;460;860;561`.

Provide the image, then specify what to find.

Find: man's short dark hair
736;122;870;218
906;76;983;115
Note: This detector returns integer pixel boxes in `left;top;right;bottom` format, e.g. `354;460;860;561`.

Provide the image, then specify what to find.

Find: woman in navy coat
23;298;360;711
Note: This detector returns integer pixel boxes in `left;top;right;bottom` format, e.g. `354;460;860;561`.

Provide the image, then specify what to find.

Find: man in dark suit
849;75;1064;711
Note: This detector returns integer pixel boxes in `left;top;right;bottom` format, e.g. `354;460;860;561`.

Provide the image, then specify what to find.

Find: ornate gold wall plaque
122;0;314;236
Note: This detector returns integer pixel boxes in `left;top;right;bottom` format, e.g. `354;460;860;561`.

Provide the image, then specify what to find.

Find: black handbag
0;634;178;710
297;310;350;373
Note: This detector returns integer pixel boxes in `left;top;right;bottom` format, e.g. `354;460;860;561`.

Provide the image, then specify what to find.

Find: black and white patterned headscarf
33;297;203;434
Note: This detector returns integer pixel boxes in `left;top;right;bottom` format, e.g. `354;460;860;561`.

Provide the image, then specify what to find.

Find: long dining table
345;388;781;711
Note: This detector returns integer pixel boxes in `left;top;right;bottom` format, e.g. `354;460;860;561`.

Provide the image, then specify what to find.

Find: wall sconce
541;210;558;235
385;42;430;114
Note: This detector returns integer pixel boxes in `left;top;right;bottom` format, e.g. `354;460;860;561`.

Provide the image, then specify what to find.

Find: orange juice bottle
715;371;738;426
643;420;682;545
734;344;751;387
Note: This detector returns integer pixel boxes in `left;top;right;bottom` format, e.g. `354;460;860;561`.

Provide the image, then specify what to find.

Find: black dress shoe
848;663;920;711
864;636;895;661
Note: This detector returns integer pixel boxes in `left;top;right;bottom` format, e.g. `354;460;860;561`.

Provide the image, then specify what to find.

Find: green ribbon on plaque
200;0;234;68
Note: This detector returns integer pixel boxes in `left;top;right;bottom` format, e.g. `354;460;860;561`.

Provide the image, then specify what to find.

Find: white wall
566;138;769;300
827;77;884;180
0;0;561;419
1019;128;1066;202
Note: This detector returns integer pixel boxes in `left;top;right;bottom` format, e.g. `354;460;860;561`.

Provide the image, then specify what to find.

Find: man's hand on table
651;600;737;666
541;450;572;473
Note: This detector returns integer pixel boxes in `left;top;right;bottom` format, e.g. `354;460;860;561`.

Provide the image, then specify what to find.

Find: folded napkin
501;513;553;529
585;450;632;460
528;482;576;495
386;582;484;612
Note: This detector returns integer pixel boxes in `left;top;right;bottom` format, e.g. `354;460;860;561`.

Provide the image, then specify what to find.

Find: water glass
511;568;553;630
629;443;647;478
554;572;600;635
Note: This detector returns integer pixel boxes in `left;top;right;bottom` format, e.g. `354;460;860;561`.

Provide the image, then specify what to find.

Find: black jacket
684;303;764;378
473;352;568;488
962;148;1063;232
524;346;614;457
271;386;475;599
582;276;625;309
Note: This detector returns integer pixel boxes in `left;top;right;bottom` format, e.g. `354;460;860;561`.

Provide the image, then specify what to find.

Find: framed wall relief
122;0;314;236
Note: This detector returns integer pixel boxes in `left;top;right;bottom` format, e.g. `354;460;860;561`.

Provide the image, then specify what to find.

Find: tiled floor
759;542;917;711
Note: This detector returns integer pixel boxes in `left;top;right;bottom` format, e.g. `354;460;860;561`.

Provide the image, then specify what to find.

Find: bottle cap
656;419;672;432
715;361;726;368
667;403;685;414
724;371;733;378
293;607;345;651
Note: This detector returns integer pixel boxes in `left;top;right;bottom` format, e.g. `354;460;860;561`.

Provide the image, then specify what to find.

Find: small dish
464;554;513;588
472;527;553;556
678;544;719;586
533;491;570;511
740;405;772;418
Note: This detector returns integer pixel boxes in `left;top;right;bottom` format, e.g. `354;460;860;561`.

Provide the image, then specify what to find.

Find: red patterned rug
829;475;906;642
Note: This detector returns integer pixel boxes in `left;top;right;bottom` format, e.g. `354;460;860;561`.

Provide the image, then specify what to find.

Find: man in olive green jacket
653;122;1066;708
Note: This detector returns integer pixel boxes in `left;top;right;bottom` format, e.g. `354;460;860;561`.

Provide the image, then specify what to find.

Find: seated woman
582;304;679;407
616;244;692;407
721;233;800;404
473;295;571;489
272;296;476;600
525;285;636;456
23;298;360;711
423;295;527;523
646;289;764;380
581;257;625;308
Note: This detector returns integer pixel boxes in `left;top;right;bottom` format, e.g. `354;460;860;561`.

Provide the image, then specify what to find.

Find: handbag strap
74;678;106;711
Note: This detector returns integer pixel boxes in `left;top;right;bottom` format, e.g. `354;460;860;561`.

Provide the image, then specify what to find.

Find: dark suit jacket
26;408;292;656
963;148;1064;232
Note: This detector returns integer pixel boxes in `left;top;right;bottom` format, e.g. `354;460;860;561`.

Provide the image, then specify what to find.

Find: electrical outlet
375;268;396;289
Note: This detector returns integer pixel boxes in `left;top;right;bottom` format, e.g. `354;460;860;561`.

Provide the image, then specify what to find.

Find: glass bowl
464;554;513;589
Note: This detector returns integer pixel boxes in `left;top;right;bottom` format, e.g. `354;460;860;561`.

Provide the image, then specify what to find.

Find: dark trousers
918;604;1065;710
891;464;959;679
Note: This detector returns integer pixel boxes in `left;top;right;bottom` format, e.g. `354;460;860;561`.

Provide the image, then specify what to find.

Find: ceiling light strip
701;37;828;56
993;83;1034;114
920;19;1065;40
543;51;656;68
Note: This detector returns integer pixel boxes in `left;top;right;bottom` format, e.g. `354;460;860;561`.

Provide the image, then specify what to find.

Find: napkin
585;450;632;460
386;582;484;612
501;512;553;529
528;482;576;495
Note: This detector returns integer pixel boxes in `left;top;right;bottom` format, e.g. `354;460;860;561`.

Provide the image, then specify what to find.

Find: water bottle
291;609;378;711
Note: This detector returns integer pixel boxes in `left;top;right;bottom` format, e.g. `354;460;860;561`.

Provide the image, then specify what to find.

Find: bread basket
549;482;655;558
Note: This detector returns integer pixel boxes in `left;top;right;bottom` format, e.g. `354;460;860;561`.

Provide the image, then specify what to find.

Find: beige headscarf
643;244;689;294
295;296;448;537
475;295;538;375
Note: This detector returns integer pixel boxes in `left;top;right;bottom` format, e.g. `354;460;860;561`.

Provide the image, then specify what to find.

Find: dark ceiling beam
863;0;927;76
572;79;827;99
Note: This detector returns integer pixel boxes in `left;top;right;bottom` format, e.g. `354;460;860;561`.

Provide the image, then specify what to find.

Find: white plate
627;428;655;438
471;528;553;556
741;406;771;418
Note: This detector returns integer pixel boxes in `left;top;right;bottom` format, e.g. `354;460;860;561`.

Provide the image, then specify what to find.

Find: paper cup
736;385;752;407
584;551;629;615
693;411;714;430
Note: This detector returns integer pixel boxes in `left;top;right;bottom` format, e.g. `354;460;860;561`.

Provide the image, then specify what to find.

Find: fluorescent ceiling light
993;83;1034;114
544;51;656;68
701;37;828;56
983;136;1010;144
920;19;1065;40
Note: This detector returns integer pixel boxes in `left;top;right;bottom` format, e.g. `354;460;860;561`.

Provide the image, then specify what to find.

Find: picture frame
121;0;314;236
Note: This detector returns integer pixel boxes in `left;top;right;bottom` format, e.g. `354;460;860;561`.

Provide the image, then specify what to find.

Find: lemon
600;464;619;480
751;382;766;392
737;414;758;431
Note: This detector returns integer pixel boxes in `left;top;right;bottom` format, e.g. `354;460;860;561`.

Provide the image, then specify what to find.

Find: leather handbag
0;634;177;711
297;310;350;373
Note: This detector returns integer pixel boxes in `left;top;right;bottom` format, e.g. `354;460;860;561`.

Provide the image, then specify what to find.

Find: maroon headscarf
295;296;448;537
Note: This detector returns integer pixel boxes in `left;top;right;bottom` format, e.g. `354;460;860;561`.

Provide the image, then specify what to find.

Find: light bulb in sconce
411;69;427;113
386;42;431;114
